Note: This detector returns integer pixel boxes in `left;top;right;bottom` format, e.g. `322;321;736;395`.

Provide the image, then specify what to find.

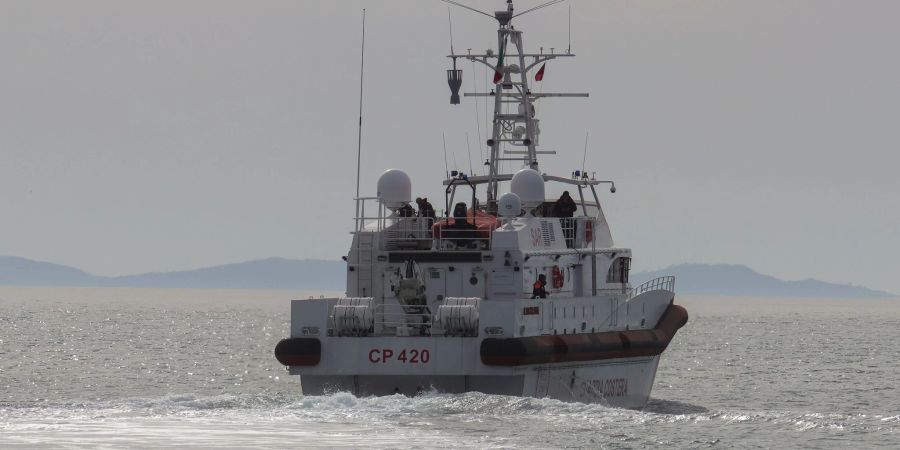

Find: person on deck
416;197;436;239
552;191;577;218
416;197;435;224
553;191;578;248
397;202;416;218
446;202;477;247
531;274;548;299
450;202;473;227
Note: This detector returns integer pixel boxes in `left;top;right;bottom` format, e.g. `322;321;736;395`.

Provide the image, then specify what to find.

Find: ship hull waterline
294;356;661;409
277;303;687;409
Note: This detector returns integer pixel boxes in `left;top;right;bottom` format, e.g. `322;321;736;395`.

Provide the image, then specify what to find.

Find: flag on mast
535;63;546;81
493;38;507;84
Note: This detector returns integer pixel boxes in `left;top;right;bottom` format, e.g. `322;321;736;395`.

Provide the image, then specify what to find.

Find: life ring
551;265;564;289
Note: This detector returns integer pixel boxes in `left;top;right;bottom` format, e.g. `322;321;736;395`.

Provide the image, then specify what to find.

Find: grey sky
2;1;898;293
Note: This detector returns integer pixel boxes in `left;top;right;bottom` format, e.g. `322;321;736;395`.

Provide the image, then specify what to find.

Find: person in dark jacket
416;197;436;238
416;197;435;222
450;202;472;226
446;202;477;247
552;191;578;218
397;202;416;218
531;274;548;299
553;191;578;248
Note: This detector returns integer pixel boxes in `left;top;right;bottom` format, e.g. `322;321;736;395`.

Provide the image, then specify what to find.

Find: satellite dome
510;168;545;206
377;169;411;210
498;192;522;219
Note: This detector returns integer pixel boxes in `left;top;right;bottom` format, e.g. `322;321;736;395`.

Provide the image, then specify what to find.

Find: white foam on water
2;391;897;449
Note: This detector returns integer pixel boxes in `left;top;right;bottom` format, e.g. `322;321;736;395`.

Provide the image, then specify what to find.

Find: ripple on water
1;289;899;448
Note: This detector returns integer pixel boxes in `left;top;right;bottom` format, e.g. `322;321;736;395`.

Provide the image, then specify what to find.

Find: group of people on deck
397;191;577;222
397;197;436;223
396;192;579;297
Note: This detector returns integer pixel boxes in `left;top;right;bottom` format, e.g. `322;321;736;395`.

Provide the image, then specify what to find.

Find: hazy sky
2;1;898;293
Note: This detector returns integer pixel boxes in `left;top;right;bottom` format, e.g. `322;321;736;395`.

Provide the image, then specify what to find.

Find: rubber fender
481;303;688;366
274;337;321;366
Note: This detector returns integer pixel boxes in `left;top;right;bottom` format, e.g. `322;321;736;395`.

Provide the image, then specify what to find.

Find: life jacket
551;266;564;289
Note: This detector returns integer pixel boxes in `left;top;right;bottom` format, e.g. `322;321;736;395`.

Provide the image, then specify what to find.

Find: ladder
355;232;375;298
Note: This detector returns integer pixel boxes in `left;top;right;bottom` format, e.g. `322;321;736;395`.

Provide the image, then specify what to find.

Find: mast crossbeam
503;150;557;155
464;93;589;98
448;53;574;59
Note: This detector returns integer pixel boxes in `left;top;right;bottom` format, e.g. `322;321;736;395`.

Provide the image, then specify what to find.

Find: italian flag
535;63;546;81
493;38;507;84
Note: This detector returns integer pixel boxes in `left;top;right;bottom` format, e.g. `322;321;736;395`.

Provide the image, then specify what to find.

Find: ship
275;0;688;409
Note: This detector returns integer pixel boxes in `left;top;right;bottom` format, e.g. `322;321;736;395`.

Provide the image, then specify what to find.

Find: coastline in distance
0;255;894;298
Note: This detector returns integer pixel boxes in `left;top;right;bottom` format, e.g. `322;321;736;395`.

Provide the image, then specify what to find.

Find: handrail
354;197;387;233
376;215;493;251
352;196;493;251
372;303;432;336
629;276;675;298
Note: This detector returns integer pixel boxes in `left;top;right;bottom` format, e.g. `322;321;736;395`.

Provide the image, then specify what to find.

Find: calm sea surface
1;286;898;449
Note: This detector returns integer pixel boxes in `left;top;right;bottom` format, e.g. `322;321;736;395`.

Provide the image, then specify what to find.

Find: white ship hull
278;290;685;409
296;356;660;409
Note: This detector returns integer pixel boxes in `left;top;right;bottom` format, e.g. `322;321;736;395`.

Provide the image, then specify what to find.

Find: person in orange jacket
531;274;548;299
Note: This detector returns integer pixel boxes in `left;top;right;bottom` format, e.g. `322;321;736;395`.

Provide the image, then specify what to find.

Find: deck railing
372;303;432;336
379;216;494;251
551;217;598;249
629;276;675;298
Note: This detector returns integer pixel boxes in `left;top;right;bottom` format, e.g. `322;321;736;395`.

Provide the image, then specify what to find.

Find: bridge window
607;257;631;283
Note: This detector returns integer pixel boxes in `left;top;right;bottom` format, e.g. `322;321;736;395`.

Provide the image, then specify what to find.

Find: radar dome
377;169;412;209
498;192;522;219
510;168;545;206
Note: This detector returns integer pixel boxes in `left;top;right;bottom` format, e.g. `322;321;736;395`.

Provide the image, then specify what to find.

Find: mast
355;9;367;204
447;0;588;209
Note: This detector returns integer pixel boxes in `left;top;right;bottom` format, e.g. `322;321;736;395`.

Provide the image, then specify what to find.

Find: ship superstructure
275;1;687;408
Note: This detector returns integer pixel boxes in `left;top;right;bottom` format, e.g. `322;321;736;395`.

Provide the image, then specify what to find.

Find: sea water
0;286;897;449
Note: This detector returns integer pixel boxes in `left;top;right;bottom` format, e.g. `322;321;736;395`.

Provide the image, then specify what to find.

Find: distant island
631;263;895;299
0;256;895;299
0;256;344;291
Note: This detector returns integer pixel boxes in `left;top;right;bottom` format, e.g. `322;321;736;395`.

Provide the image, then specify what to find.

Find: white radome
376;169;411;209
510;168;545;206
498;192;522;219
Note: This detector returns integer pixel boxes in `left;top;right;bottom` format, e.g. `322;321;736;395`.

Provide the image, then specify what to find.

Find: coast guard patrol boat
276;0;688;408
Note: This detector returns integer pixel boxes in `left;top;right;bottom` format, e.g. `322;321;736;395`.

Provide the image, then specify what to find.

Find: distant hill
0;256;97;286
0;256;345;290
632;263;895;299
105;258;345;290
1;256;895;298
